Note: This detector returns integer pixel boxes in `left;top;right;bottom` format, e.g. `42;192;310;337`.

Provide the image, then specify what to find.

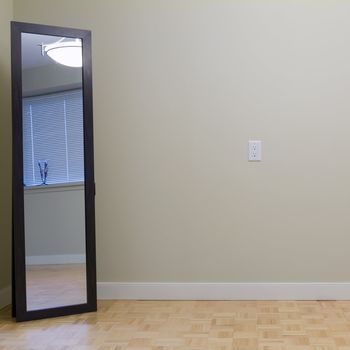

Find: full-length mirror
22;33;86;311
12;22;96;322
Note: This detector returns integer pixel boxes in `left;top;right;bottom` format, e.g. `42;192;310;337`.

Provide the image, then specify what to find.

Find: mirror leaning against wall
11;22;96;322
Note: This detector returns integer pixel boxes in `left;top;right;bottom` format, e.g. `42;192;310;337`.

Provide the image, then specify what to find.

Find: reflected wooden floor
2;300;350;349
26;264;87;311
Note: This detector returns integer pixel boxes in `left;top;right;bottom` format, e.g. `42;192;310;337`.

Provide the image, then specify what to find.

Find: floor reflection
26;264;87;311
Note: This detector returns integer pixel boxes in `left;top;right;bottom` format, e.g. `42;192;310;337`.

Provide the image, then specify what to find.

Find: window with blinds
22;89;84;186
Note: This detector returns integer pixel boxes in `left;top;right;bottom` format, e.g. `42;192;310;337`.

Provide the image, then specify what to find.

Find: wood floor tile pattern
2;300;350;349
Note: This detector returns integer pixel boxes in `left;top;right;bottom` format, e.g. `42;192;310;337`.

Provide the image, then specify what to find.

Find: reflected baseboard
0;285;11;310
26;254;85;265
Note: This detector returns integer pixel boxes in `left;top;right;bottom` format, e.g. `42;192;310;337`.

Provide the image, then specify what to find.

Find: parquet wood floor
2;300;350;349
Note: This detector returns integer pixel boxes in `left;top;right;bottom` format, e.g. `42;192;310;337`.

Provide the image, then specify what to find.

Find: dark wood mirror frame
11;21;97;322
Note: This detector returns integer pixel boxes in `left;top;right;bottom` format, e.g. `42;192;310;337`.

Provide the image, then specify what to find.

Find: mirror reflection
21;33;87;311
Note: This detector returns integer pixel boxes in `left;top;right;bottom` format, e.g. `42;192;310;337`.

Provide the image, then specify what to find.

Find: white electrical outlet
248;140;261;161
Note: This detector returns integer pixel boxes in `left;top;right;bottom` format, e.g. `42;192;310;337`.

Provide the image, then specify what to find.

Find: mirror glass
21;33;86;311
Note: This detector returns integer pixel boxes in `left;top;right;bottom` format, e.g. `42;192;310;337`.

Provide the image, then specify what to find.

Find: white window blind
22;89;84;186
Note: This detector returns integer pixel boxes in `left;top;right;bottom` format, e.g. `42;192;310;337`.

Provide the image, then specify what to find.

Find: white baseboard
26;254;85;265
97;282;350;300
0;286;11;309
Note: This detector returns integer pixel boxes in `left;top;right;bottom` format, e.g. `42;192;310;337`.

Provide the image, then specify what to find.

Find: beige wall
0;0;13;290
12;0;350;283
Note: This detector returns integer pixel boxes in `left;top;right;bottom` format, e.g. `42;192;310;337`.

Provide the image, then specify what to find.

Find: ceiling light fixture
41;38;82;68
